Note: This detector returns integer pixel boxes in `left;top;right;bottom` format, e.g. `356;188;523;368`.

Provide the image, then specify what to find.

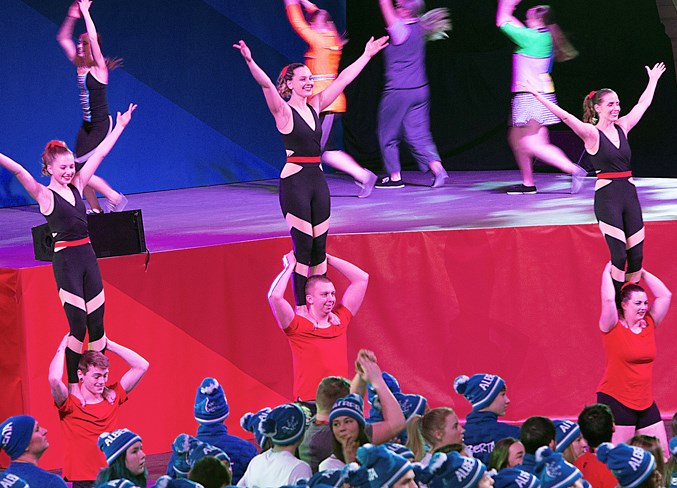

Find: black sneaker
375;176;405;189
506;184;537;195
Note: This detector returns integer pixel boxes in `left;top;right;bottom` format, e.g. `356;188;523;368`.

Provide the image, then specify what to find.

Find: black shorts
597;392;662;429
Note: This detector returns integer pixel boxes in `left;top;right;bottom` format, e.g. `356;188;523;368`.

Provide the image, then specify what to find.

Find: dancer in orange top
285;0;378;197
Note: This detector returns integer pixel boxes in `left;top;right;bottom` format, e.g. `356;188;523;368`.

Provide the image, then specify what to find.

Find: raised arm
48;335;70;407
311;36;388;113
496;0;523;27
378;0;399;29
327;254;369;315
233;40;291;131
617;63;666;134
0;153;52;211
78;0;106;71
599;262;619;333
643;269;672;326
106;339;149;393
520;80;598;146
268;251;297;330
57;1;80;63
76;103;136;189
285;0;322;46
358;353;405;444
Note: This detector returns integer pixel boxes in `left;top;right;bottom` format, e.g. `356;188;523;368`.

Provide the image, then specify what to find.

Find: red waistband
597;171;632;179
287;156;321;163
54;236;91;250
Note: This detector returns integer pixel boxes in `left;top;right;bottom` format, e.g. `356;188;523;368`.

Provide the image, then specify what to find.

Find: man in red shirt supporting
48;336;149;488
268;252;369;402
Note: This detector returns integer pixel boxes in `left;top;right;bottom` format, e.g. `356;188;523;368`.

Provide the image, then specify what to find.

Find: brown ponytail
582;88;614;124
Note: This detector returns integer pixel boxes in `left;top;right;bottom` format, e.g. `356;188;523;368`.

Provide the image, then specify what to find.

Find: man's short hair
578;404;614;448
520;416;556;454
315;376;351;412
78;350;110;373
305;275;333;296
189;456;232;488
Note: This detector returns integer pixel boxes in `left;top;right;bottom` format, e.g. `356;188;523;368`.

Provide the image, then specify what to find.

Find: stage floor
3;170;677;269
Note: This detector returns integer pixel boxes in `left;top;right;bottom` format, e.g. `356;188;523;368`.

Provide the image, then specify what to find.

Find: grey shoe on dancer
432;170;449;188
357;171;378;198
106;193;128;213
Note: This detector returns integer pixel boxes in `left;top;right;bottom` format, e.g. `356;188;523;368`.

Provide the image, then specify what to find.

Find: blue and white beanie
0;415;35;460
426;451;487;488
194;378;229;425
0;473;29;488
367;372;401;413
383;442;416;461
97;429;142;466
154;476;205;488
188;441;231;467
669;436;677;488
305;469;345;487
355;443;413;488
171;434;201;477
97;480;141;488
536;447;583;488
492;468;541;488
240;407;272;449
596;442;656;488
330;393;365;427
396;393;427;422
453;374;505;411
553;420;581;453
259;403;306;446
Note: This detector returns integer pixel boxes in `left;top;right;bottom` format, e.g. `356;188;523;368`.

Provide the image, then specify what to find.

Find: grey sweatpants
377;85;441;174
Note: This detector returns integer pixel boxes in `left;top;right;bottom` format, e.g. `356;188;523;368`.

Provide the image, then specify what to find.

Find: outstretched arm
107;339;149;393
358;352;405;444
617;63;666;134
268;251;297;330
496;0;523;27
520;80;598;146
599;262;619;333
76;103;136;189
78;0;106;70
328;254;369;315
48;335;70;407
285;0;322;46
378;0;399;29
643;269;672;326
57;1;80;63
0;153;51;207
311;36;388;113
233;40;291;131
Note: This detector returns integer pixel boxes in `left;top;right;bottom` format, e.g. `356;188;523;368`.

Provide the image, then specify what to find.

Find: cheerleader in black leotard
0;104;136;384
57;0;127;214
521;63;666;301
234;36;387;305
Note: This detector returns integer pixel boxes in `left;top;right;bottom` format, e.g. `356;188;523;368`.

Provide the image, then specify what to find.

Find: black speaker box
31;209;147;262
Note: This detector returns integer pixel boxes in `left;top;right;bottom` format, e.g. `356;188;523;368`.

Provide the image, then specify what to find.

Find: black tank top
587;124;632;173
77;71;110;124
280;105;322;158
43;185;89;242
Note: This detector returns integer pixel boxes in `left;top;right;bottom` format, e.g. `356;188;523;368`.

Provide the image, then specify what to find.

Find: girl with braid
521;62;665;299
234;36;387;306
0;103;137;386
496;0;586;195
57;0;127;214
